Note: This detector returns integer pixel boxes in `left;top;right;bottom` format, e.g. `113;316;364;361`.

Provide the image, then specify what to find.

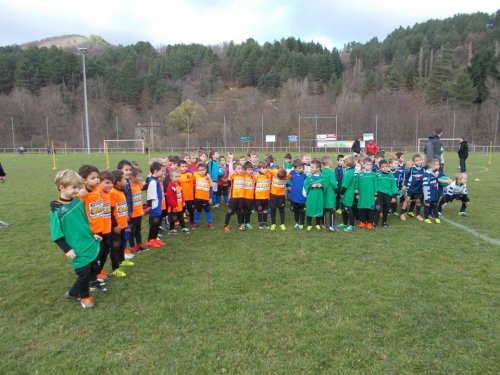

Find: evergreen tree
450;69;477;107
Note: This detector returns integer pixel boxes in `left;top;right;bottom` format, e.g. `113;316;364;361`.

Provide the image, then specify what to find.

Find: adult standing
457;137;469;173
424;128;443;161
365;139;378;154
351;137;361;155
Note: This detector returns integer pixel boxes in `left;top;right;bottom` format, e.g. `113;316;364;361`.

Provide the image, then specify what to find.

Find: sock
194;211;201;224
206;211;212;224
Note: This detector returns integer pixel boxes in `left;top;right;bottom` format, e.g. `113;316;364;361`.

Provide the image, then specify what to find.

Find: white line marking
475;166;489;174
441;217;500;246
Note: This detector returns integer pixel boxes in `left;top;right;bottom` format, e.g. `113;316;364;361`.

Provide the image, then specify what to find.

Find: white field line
441;217;500;246
475;166;490;174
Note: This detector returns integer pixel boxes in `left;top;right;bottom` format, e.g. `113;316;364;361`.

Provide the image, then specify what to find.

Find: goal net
417;138;462;155
104;139;145;153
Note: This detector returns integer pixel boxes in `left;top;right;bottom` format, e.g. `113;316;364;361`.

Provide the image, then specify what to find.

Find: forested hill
0;11;498;149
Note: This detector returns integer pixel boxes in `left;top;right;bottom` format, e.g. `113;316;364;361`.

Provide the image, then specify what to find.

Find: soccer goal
417;138;462;154
103;139;145;153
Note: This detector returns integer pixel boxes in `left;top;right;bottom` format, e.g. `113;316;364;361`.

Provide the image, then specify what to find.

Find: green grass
0;152;499;374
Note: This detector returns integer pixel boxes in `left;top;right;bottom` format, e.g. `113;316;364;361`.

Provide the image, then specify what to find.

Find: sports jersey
335;166;344;186
377;171;398;197
179;171;195;201
355;170;377;210
445;181;468;196
50;197;99;270
146;177;163;218
77;188;103;234
167;181;184;213
422;169;440;202
283;161;293;173
269;169;288;196
110;187;128;229
322;167;338;209
340;168;355;207
161;179;167;210
289;169;306;204
254;172;271;200
100;188;112;235
372;163;380;174
193;172;213;201
243;174;256;200
304;173;325;217
406;165;425;193
229;174;246;198
130;182;145;218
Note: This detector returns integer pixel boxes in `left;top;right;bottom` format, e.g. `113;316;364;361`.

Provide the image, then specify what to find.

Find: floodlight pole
11;117;15;149
494;113;499;150
78;48;91;154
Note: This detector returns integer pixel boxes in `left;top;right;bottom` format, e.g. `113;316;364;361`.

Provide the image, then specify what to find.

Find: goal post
417;138;462;154
103;139;145;153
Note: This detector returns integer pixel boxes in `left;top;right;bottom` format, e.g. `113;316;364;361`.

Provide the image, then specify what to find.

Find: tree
426;45;454;104
450;69;477;107
166;99;207;132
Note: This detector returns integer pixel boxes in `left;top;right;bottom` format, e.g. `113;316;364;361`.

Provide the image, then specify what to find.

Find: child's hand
79;188;88;198
424;201;430;207
143;206;151;214
94;234;102;241
65;249;76;260
113;226;121;234
391;198;396;203
209;199;213;204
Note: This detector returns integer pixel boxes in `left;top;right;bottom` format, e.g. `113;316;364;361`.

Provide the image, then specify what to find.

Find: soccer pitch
0;152;498;374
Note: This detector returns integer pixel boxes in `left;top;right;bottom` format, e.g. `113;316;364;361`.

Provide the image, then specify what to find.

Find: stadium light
77;47;90;154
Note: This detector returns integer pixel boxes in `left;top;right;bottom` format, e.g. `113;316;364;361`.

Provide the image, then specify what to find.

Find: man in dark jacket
424;128;443;162
351;137;361;155
457;138;469;172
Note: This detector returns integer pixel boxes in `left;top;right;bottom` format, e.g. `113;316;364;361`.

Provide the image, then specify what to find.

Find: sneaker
424;218;432;224
96;271;110;283
64;291;80;300
392;212;399;216
299;225;304;230
154;239;166;246
80;296;95;309
124;249;135;259
245;223;253;230
238;225;246;231
293;223;300;230
400;214;407;221
335;224;348;229
382;222;389;228
111;268;127;277
459;211;469;217
407;212;415;218
358;222;367;228
120;260;135;267
336;209;342;215
366;223;374;230
191;223;198;229
223;225;230;232
328;225;337;232
168;229;178;235
343;225;355;232
146;240;160;248
416;215;424;222
181;228;190;233
213;204;220;208
315;225;321;230
270;224;277;230
207;224;214;229
90;283;108;293
435;218;441;224
138;244;149;251
130;246;142;254
280;224;286;231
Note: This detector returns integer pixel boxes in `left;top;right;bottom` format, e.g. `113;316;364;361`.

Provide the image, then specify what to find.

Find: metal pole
81;117;85;149
79;49;90;154
116;116;119;140
150;115;154;152
453;112;456;139
261;114;264;150
223;115;226;152
335;115;338;153
494;114;499;150
416;113;419;151
186;114;190;151
375;114;378;144
315;115;318;152
298;115;301;153
46;116;49;145
11;117;15;149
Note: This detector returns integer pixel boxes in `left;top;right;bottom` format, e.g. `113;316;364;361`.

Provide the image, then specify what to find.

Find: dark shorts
409;192;423;200
254;199;269;212
195;199;211;212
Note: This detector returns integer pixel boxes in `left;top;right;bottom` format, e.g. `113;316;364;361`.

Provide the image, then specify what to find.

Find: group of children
50;150;470;308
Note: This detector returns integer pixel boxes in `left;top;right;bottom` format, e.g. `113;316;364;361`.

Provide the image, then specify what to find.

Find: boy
117;160;134;260
192;163;213;228
166;169;189;233
356;157;377;229
269;167;288;230
129;167;147;252
321;156;338;231
304;160;325;230
422;159;441;224
50;170;101;308
375;160;398;227
254;161;271;229
207;151;220;206
146;162;165;248
216;156;230;206
187;154;198;172
400;154;425;221
388;158;402;215
178;160;195;225
335;155;345;213
302;154;312;175
110;170;133;277
373;152;384;173
283;153;293;173
439;173;469;216
289;159;307;230
336;156;356;232
96;171;114;283
242;161;256;228
223;162;246;231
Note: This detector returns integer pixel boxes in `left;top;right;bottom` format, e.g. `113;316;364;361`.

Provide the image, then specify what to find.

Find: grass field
0;152;499;374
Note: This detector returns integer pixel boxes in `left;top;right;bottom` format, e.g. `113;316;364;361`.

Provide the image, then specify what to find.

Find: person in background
351;137;361;156
457;137;469;173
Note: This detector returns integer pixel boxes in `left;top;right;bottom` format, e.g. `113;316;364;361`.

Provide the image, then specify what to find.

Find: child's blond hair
54;169;82;191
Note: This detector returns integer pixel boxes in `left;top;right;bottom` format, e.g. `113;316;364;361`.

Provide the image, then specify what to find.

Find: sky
0;0;498;50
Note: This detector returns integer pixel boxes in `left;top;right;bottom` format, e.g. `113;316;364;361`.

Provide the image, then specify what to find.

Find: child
438;173;469;216
223;162;246;231
269;168;288;230
248;151;259;173
77;165;106;292
146;162;165;248
226;153;234;175
321;156;338;231
301;154;312;175
242;161;256;228
207;151;220;206
336;156;356;232
117;160;134;260
110;170;133;276
199;152;208;164
187;154;198;172
304;160;325;230
289;159;307;230
192;163;213;228
372;152;384;173
216;156;230;206
400;154;425;221
50;170;101;308
166;169;189;233
283;153;293;173
129;167;147;252
254;161;271;229
356;157;377;229
375;160;398;227
178;160;195;225
335;155;345;213
96;171;114;283
422;159;441;224
388;158;402;215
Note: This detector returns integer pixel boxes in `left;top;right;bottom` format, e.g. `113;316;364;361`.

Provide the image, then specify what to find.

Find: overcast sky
0;0;498;50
